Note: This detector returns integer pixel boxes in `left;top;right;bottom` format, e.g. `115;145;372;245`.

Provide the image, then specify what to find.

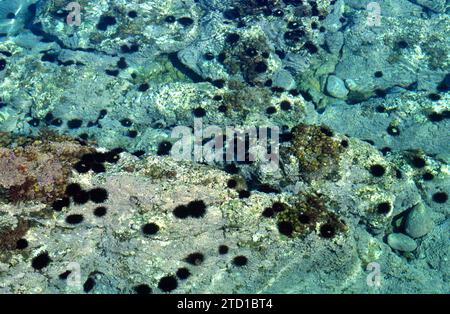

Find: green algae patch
276;193;347;239
290;124;344;179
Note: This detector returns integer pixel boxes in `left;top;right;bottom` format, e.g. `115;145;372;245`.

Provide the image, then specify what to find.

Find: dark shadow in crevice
168;52;206;83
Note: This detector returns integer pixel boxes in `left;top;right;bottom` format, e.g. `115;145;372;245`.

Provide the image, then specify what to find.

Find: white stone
326;75;349;99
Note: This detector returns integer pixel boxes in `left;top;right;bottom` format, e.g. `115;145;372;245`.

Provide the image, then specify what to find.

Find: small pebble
387;233;417;252
326;75;349;99
405;203;434;238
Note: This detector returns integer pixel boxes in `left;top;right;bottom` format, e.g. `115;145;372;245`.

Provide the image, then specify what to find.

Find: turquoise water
0;0;448;294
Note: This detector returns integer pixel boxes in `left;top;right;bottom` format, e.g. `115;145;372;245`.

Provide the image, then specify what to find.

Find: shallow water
0;0;448;294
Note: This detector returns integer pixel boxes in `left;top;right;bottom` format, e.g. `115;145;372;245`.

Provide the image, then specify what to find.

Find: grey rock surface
0;0;37;36
0;145;445;293
333;0;449;101
326;75;349;99
272;69;296;90
405;203;435;238
319;92;450;160
387;233;418;252
412;0;448;12
0;0;448;295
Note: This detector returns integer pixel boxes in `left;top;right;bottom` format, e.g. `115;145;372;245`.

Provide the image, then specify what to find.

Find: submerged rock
0;0;448;295
387;233;417;252
326;75;349;99
405;203;434;238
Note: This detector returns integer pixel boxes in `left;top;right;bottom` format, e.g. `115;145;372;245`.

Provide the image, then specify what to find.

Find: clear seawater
0;0;448;297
